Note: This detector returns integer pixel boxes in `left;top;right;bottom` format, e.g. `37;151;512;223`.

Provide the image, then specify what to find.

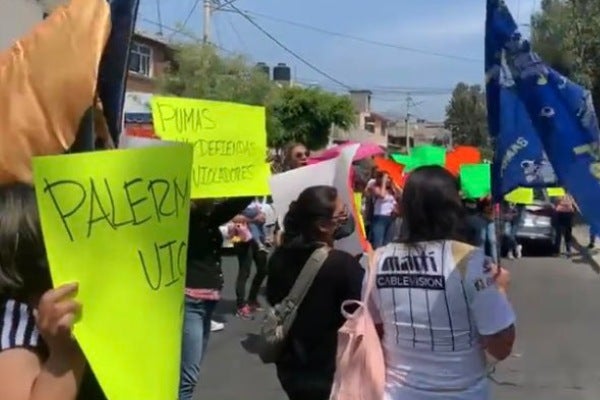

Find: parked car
220;198;278;248
514;188;556;251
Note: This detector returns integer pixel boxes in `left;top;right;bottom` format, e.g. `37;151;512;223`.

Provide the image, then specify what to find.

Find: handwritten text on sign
151;96;270;198
32;144;193;400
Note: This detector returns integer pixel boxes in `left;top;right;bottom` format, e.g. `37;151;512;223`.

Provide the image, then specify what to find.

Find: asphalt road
194;248;600;400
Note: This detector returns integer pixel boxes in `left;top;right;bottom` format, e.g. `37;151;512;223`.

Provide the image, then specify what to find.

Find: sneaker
236;305;253;320
210;320;225;332
507;252;514;260
515;245;523;259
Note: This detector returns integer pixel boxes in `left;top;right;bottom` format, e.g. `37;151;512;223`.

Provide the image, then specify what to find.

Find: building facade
331;89;389;148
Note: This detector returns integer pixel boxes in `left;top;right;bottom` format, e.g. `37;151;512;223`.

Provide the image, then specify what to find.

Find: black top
266;243;364;378
0;298;105;400
185;197;252;289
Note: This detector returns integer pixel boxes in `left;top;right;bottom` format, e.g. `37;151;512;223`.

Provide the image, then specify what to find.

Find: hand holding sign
33;144;193;400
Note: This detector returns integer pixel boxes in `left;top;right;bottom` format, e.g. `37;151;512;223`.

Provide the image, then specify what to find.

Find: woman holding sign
179;197;252;400
0;184;105;400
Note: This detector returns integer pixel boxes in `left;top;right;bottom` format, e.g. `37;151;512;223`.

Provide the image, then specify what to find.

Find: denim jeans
248;222;265;246
234;241;268;307
179;297;217;400
503;221;518;254
370;215;394;249
481;222;498;264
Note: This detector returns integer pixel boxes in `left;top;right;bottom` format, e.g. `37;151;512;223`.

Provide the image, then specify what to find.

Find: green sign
409;145;446;171
459;163;491;199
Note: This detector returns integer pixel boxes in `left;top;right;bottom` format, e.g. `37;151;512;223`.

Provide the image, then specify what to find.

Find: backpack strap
451;240;478;279
285;246;329;305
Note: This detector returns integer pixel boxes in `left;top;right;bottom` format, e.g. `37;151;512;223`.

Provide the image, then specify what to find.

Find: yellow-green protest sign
505;187;534;204
151;96;270;198
547;187;566;197
33;144;193;400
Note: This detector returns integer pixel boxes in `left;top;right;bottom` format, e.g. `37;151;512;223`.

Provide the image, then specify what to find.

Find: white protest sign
269;144;362;255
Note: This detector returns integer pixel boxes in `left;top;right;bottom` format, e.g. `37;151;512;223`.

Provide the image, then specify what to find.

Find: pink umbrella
308;141;384;164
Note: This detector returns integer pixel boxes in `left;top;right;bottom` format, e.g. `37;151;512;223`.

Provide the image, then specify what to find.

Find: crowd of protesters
0;141;519;400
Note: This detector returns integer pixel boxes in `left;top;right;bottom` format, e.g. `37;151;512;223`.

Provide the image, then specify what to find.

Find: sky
137;0;540;122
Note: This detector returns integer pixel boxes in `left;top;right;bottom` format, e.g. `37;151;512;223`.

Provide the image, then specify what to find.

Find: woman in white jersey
368;166;516;400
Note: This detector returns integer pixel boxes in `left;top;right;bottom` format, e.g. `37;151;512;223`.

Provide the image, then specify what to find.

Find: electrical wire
226;3;353;89
226;8;482;63
227;12;247;51
169;0;201;40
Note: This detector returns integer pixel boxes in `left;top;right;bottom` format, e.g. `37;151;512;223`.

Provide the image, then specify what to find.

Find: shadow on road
570;238;600;274
240;333;263;355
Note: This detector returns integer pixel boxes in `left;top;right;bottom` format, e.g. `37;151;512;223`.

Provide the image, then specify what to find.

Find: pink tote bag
329;250;386;400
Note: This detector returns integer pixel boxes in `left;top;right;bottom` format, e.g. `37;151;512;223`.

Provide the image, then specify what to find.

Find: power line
143;17;244;56
226;12;247;51
227;8;482;63
142;17;455;99
226;3;353;89
169;0;201;40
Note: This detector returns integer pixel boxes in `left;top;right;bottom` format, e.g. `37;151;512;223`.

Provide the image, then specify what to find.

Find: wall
349;91;372;113
126;36;170;93
0;0;45;51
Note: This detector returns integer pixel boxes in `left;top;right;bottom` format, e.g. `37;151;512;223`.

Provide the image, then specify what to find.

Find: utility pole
404;94;413;154
203;0;212;44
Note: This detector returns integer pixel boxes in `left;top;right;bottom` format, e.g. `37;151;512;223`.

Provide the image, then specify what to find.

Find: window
129;42;153;77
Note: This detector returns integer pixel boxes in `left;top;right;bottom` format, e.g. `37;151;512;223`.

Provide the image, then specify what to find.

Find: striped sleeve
0;299;40;351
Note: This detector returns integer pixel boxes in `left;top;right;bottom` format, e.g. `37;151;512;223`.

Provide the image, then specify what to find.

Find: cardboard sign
151;96;270;198
269;144;363;255
460;163;491;199
33;144;193;400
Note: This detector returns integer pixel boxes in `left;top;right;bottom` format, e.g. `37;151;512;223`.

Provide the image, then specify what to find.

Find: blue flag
486;1;557;198
486;0;600;233
98;0;141;146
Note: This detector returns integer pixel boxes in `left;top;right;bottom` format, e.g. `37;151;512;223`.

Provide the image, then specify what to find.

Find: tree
444;83;490;152
160;43;356;150
269;86;356;149
531;0;600;116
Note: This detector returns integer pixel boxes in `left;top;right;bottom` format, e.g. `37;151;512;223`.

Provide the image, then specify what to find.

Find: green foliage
270;86;355;149
531;0;600;116
159;43;284;146
159;43;355;149
444;83;490;151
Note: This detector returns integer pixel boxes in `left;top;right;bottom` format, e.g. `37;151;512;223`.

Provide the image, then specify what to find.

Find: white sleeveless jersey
367;240;515;400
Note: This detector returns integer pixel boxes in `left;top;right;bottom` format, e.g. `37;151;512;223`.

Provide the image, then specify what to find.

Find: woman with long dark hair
179;197;252;400
266;186;364;400
368;166;516;400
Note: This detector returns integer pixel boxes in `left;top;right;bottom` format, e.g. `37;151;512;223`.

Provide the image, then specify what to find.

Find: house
126;31;174;93
387;119;452;152
331;89;389;148
123;32;175;139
